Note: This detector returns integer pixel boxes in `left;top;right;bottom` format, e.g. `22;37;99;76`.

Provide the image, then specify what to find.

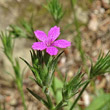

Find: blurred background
0;0;110;110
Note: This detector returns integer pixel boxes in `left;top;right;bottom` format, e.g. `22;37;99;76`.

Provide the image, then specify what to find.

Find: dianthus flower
32;26;71;55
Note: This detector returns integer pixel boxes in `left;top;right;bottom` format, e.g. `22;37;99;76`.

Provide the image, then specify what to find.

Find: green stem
70;81;90;110
52;77;57;100
54;100;64;110
11;61;27;110
45;90;54;110
17;81;27;110
0;104;2;110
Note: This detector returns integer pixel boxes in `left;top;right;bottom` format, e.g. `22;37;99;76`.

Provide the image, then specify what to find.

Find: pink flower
32;26;71;55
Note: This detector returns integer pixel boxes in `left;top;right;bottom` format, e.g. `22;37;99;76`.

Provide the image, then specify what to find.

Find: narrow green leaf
27;88;49;108
29;77;42;88
20;57;43;87
51;77;63;103
85;94;110;110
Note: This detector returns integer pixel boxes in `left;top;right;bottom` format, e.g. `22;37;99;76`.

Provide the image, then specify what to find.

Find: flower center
45;39;53;47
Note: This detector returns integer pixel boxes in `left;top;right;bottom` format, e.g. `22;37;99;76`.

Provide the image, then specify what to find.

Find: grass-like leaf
27;88;49;109
0;32;14;62
90;51;110;79
20;57;43;87
45;0;64;24
62;68;86;100
85;93;110;110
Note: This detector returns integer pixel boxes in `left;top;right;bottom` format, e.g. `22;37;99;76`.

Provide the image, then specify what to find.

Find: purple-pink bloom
32;26;71;55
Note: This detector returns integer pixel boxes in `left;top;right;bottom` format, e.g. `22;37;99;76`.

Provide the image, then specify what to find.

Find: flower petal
48;26;60;41
53;39;71;48
34;30;47;42
32;42;47;50
46;47;58;56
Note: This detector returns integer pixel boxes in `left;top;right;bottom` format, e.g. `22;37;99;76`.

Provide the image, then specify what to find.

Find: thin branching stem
45;89;54;110
70;80;90;110
54;100;64;110
17;81;27;110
